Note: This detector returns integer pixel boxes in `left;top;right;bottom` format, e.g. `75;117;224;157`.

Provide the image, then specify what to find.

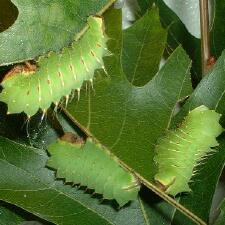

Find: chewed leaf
47;135;140;207
0;16;109;117
154;105;224;196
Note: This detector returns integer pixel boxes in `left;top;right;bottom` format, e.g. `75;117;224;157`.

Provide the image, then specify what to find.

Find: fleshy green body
47;138;140;207
154;105;223;196
0;17;108;117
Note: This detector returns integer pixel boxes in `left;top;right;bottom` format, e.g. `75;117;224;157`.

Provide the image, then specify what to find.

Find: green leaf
138;189;177;225
65;9;192;181
0;202;24;225
215;200;225;225
0;136;147;225
211;0;225;58
0;201;51;225
157;0;201;83
0;0;18;32
177;51;225;114
0;0;114;65
161;0;201;38
122;7;167;85
137;0;154;15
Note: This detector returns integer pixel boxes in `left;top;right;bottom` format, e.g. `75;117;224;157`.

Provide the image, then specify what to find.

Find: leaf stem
199;0;210;76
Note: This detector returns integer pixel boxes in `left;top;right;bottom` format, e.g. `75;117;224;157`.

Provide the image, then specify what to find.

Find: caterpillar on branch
154;105;223;196
0;16;109;118
47;133;140;207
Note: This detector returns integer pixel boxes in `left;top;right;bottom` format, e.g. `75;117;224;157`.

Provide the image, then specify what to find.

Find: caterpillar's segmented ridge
47;137;140;207
0;17;109;117
154;105;223;196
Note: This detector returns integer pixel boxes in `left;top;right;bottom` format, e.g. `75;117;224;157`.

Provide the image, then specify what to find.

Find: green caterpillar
47;134;140;207
154;105;223;196
0;16;108;117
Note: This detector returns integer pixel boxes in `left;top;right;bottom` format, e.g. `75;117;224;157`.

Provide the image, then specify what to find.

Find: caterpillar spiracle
0;16;108;117
47;134;140;207
154;105;223;196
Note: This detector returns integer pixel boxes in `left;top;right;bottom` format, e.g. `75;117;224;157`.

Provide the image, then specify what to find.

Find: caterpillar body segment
154;105;223;196
47;137;140;207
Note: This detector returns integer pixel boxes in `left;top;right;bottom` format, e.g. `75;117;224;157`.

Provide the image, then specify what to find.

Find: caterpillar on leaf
47;133;140;207
154;105;223;196
0;16;109;118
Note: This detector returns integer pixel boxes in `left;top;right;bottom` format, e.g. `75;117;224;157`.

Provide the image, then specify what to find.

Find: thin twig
199;0;210;76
